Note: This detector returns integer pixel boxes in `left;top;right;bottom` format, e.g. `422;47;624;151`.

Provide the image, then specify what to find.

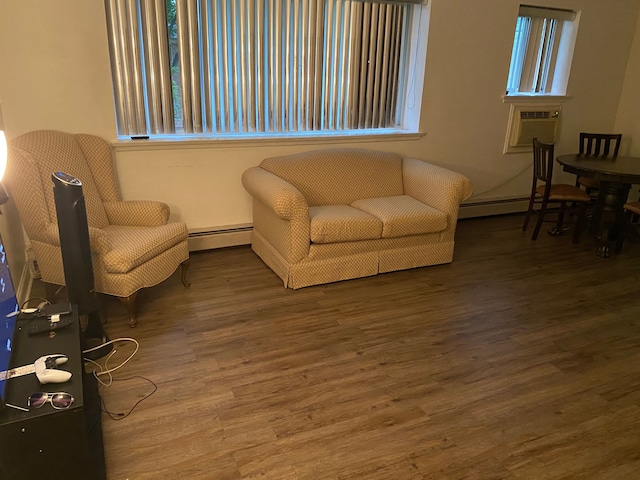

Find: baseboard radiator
459;196;529;219
188;198;528;252
188;224;253;251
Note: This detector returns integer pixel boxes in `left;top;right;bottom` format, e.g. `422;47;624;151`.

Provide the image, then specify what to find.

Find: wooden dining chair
614;202;640;254
523;138;590;243
576;132;623;195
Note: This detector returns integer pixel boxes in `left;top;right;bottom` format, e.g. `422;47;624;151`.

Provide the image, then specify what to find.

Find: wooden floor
52;214;640;479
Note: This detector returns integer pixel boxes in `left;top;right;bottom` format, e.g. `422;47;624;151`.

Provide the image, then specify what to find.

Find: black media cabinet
0;306;106;480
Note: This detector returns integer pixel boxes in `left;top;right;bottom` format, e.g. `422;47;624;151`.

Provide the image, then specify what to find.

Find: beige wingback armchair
6;130;190;327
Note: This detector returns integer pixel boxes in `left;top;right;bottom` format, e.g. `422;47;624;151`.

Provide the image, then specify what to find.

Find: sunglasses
28;392;75;410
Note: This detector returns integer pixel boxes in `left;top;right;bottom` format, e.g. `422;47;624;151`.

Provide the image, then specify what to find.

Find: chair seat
536;184;591;202
578;176;600;189
102;223;189;273
623;202;640;216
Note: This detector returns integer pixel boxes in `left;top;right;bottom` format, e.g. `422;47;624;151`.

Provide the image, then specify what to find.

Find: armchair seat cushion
309;205;382;244
102;223;189;273
352;195;448;238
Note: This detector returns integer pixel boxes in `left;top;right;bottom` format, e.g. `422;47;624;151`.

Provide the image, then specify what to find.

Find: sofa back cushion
260;148;404;206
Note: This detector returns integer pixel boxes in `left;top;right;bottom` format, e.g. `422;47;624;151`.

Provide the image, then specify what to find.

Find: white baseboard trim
459;197;529;219
187;199;529;252
188;224;253;251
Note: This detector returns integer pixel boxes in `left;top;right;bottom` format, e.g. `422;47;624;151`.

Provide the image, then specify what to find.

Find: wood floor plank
33;213;640;479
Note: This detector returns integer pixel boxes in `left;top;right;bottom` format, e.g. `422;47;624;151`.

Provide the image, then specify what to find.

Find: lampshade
0;103;9;204
0;130;6;182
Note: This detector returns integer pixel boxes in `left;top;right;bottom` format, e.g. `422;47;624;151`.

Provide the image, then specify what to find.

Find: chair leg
118;292;138;328
548;202;566;236
181;259;191;288
614;210;633;254
532;201;548;240
573;202;587;244
522;195;536;232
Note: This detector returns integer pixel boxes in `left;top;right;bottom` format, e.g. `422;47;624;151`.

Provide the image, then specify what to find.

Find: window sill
112;129;425;152
502;94;572;104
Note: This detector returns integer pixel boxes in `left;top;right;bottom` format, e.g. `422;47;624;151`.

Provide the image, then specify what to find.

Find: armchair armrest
403;158;473;214
242;166;311;262
39;223;112;256
103;200;170;226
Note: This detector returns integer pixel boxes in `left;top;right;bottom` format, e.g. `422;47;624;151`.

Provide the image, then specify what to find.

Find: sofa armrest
104;200;170;226
403;158;473;214
242;166;311;262
242;167;310;220
40;223;112;255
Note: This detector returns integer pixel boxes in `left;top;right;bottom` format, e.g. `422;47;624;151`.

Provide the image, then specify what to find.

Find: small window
506;5;577;95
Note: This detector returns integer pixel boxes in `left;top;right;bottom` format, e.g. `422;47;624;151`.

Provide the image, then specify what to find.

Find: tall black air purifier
52;172;111;358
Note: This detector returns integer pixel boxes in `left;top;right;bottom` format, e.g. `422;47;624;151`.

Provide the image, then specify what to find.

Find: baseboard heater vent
187;198;530;252
188;224;253;251
459;196;530;219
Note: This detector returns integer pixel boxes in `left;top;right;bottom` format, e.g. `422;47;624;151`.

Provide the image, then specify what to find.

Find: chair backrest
578;132;622;157
6;131;120;240
532;137;555;188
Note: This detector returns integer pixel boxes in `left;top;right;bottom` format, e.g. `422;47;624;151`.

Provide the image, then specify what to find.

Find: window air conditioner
504;104;561;154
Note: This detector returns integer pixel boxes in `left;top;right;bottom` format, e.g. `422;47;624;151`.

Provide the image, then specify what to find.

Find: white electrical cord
83;337;139;386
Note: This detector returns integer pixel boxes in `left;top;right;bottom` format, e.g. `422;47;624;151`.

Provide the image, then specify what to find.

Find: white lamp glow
0;130;7;181
0;102;9;204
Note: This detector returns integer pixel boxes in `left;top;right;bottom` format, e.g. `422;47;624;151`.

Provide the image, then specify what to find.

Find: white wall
0;0;638;240
615;7;640;155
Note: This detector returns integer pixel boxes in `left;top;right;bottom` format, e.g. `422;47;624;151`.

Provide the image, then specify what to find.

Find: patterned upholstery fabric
260;148;404;205
352;195;448;238
5;130;189;299
242;148;473;289
309;205;382;243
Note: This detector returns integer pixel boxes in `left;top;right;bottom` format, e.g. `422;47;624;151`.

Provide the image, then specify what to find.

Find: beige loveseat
241;148;473;289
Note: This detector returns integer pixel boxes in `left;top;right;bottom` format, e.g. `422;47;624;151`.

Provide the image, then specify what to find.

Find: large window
105;0;428;139
506;5;577;96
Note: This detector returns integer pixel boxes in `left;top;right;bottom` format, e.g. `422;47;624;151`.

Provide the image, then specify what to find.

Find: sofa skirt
251;229;455;289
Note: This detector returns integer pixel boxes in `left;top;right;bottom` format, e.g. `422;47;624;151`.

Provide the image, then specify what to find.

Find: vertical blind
105;0;415;136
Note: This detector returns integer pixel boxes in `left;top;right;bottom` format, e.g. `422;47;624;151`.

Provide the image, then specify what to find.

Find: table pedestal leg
592;181;631;257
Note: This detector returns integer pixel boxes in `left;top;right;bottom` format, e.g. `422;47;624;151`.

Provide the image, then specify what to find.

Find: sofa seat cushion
309;205;383;244
352;195;448;238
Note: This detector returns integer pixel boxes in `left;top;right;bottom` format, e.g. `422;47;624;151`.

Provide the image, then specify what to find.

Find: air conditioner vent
504;104;562;154
521;110;555;120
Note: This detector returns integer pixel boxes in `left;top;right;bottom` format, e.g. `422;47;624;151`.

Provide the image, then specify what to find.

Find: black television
0;236;20;410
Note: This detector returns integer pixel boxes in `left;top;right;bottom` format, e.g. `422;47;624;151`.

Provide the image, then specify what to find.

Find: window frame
505;4;578;97
105;0;431;142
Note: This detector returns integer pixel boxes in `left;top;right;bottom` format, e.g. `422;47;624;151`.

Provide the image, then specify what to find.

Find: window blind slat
105;0;131;134
106;0;415;136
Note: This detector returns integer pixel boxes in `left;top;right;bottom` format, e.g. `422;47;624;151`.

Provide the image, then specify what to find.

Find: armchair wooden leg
181;259;191;288
118;292;138;328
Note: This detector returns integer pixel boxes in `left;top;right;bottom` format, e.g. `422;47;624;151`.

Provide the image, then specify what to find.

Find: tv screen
0;236;19;409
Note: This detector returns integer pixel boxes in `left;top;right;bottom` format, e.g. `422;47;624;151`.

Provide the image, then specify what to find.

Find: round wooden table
556;154;640;257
